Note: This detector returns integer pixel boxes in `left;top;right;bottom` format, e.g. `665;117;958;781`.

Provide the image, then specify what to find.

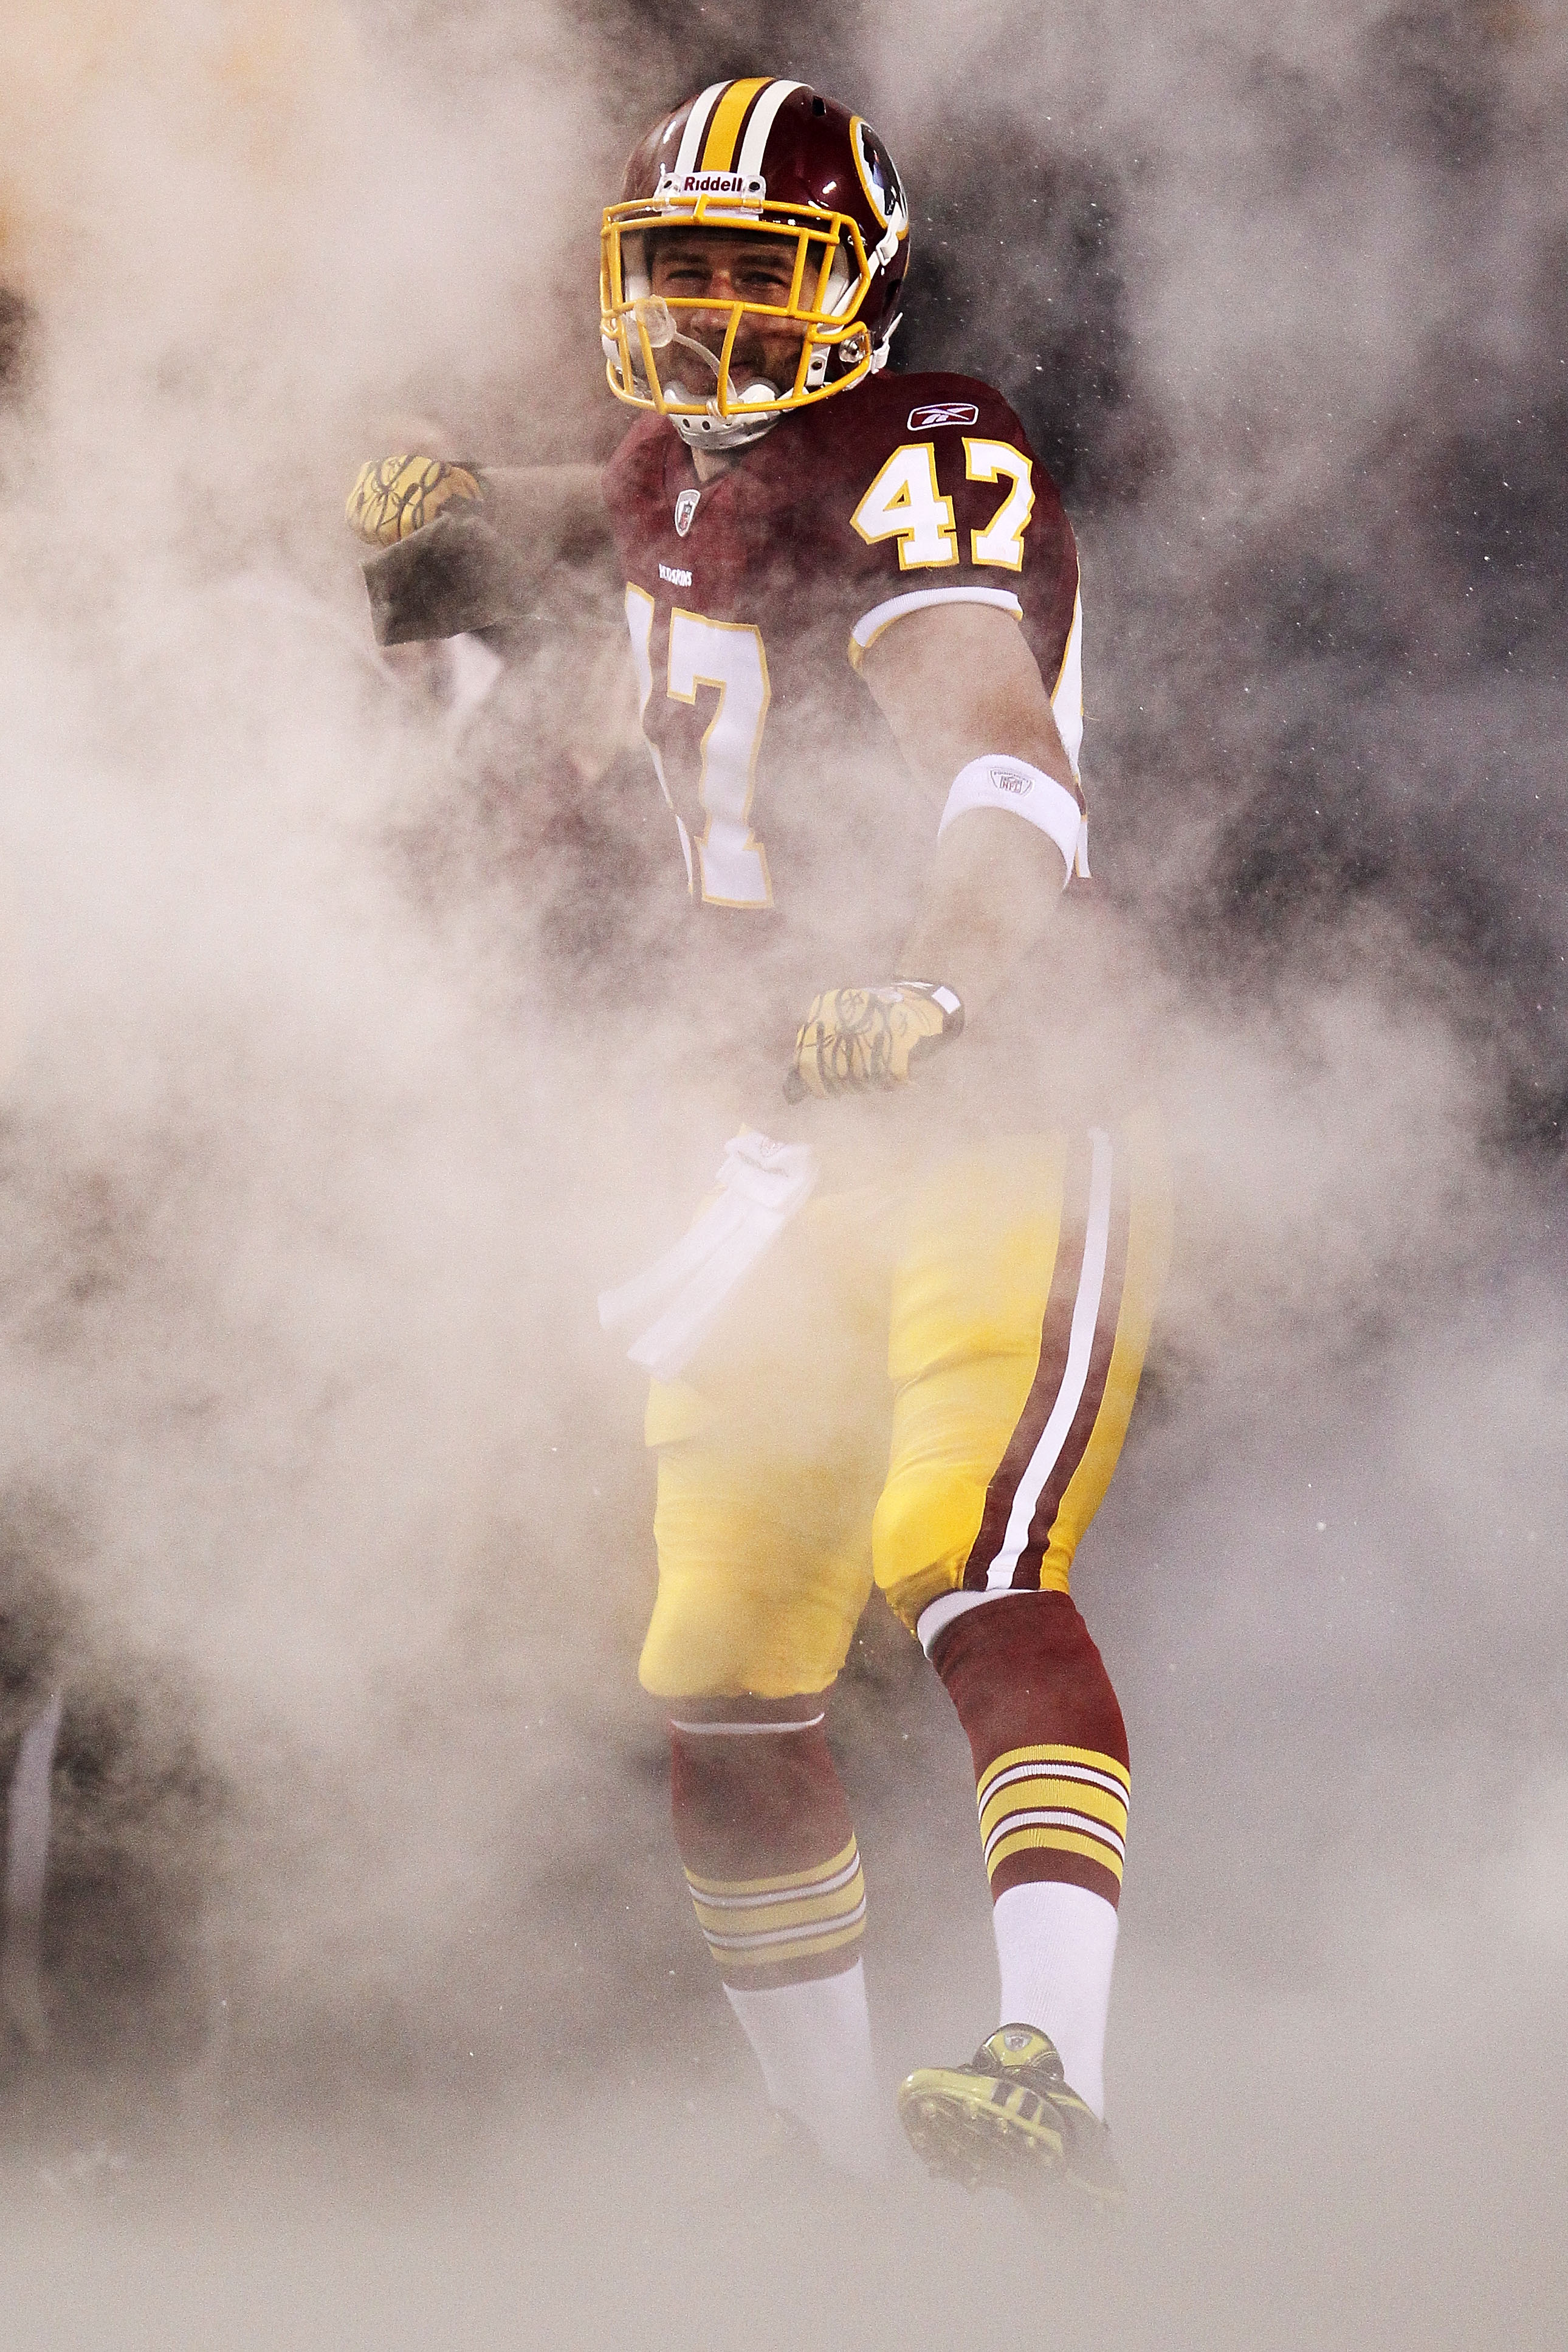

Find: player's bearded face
648;230;807;401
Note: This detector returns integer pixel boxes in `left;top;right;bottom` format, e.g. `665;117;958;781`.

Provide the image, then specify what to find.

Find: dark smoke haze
1;3;1566;2347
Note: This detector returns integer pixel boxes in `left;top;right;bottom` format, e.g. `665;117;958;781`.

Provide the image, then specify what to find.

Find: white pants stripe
984;1127;1114;1588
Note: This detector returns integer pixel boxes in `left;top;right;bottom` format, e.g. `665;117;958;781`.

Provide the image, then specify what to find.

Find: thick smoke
1;3;1566;2347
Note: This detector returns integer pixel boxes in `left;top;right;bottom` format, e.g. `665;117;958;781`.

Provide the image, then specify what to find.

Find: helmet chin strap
633;298;784;450
670;399;782;450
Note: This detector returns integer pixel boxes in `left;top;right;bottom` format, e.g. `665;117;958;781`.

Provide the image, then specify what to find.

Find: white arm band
937;755;1087;885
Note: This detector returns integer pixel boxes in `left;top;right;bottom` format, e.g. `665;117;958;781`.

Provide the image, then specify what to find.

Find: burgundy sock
670;1716;867;1987
930;1592;1129;1907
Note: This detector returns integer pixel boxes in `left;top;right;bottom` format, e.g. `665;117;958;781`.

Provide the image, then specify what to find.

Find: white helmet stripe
673;81;731;177
735;78;805;177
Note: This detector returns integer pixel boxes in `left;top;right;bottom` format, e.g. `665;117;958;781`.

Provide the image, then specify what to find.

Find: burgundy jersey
603;370;1084;1085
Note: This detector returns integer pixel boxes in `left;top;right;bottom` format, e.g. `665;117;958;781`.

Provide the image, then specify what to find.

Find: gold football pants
638;1116;1171;1700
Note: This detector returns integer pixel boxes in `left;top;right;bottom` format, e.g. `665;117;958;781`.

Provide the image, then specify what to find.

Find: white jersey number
963;438;1036;569
850;437;1037;573
625;588;773;909
850;443;958;571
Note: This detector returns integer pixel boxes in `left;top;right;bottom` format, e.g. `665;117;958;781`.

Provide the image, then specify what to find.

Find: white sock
724;1958;887;2179
992;1880;1119;2119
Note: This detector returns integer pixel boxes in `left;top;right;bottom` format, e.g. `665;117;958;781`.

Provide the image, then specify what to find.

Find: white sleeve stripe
847;585;1023;669
673;84;729;177
669;1714;827;1737
916;1587;1013;1655
5;1693;63;1919
1050;587;1084;781
737;80;805;176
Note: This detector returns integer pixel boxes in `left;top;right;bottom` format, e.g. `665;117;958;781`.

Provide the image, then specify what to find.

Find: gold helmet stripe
700;76;772;171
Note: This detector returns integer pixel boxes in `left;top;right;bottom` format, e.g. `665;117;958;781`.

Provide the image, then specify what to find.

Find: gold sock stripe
986;1824;1126;1885
976;1746;1129;1885
695;1900;869;1962
684;1838;866;1965
686;1849;864;1918
976;1743;1130;1809
683;1834;859;1902
688;1866;864;1938
980;1760;1129;1810
686;1855;864;1938
987;1797;1123;1872
979;1773;1127;1849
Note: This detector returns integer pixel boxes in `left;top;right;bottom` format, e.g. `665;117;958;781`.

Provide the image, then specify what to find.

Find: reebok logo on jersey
674;489;700;537
659;562;693;586
907;401;980;431
656;168;767;201
989;766;1034;797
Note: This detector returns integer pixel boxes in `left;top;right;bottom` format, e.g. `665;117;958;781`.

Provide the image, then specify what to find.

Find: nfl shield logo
675;489;700;537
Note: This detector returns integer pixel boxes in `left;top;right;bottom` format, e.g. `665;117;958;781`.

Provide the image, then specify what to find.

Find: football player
349;79;1169;2200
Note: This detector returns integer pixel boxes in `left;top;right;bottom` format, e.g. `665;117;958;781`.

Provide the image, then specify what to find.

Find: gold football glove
786;981;965;1101
345;456;485;547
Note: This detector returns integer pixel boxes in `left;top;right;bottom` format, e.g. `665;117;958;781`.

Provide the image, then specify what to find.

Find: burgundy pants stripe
1011;1146;1133;1589
961;1134;1095;1590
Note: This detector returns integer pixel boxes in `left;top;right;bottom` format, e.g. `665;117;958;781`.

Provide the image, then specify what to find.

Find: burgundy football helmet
600;78;910;448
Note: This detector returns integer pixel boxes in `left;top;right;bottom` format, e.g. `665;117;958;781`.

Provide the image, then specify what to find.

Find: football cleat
897;2024;1124;2207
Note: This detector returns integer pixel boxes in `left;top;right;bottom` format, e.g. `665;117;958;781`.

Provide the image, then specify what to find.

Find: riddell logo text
656;169;766;200
989;768;1033;796
907;401;980;431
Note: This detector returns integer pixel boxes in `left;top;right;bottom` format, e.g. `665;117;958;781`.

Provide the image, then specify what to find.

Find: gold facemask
599;194;877;428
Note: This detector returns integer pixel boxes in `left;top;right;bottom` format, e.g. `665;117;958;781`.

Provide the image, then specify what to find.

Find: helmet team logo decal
674;488;700;536
908;401;980;431
852;118;908;234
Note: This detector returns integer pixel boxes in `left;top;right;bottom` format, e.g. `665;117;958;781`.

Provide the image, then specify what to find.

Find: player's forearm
896;809;1061;1016
470;464;616;570
862;605;1075;1014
